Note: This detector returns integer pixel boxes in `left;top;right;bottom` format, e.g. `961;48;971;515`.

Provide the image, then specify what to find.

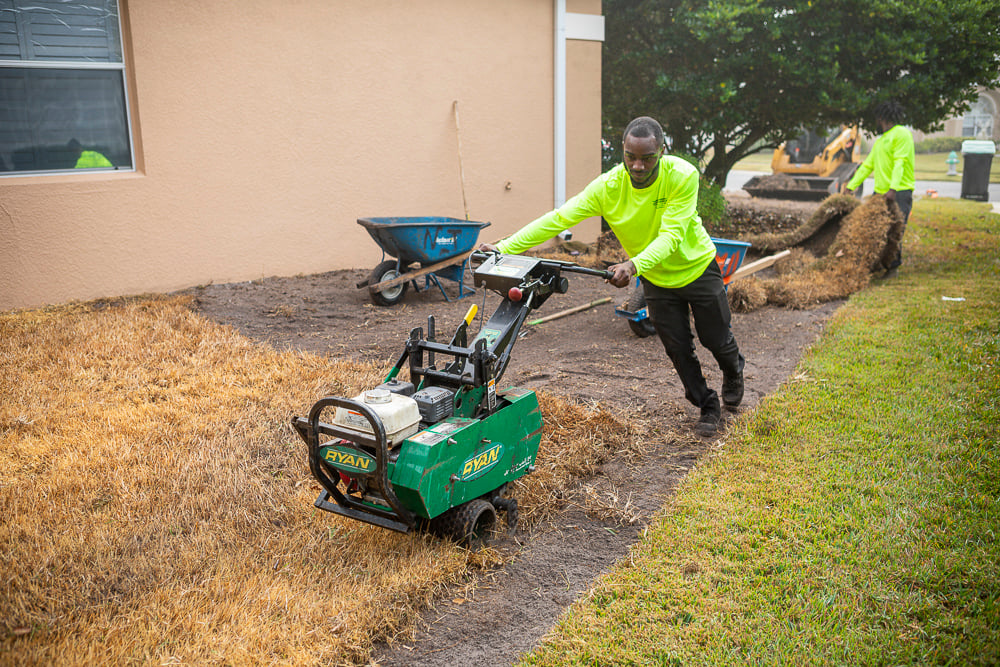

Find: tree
603;0;1000;186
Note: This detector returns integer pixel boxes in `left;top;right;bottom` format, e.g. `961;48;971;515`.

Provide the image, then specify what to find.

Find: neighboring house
0;1;604;310
913;86;1000;144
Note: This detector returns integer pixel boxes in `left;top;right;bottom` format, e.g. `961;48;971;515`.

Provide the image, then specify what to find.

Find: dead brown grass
727;276;768;313
516;393;649;526
772;247;817;277
0;296;637;665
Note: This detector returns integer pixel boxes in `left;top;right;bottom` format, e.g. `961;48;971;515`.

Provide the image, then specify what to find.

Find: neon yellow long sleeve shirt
74;151;113;168
497;157;716;288
846;124;915;193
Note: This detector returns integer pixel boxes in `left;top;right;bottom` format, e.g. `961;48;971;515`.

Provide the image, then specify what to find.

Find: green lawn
733;151;999;183
520;198;1000;665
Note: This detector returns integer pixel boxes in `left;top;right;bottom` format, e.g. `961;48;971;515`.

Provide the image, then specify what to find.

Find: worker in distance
479;116;744;437
843;100;915;276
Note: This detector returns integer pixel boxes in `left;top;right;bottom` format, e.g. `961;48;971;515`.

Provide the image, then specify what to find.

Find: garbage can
960;140;996;201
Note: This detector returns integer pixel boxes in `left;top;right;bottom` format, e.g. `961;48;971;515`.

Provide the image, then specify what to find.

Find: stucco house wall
0;0;603;310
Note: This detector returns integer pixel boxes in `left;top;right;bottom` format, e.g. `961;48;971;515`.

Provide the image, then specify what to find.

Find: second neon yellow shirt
846;124;915;194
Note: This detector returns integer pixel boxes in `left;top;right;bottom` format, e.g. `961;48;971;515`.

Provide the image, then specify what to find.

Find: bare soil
182;196;840;666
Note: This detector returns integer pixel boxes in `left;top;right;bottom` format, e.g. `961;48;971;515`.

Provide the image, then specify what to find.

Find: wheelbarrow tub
712;237;751;285
358;217;491;266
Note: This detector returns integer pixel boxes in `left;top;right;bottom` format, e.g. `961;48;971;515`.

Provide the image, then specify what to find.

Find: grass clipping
0;296;641;665
729;194;905;311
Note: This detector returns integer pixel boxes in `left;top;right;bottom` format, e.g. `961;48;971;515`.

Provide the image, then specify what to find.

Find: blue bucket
711;237;751;284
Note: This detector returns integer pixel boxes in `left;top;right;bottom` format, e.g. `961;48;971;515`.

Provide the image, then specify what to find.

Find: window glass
0;0;132;174
962;95;995;140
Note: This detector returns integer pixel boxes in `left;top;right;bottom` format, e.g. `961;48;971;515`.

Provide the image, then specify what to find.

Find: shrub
914;137;964;154
697;176;730;226
675;154;730;226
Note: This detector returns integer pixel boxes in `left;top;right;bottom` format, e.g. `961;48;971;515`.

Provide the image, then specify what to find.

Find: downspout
554;0;568;209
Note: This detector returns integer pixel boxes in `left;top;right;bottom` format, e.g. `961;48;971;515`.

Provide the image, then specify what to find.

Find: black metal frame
291;397;416;533
385;253;612;408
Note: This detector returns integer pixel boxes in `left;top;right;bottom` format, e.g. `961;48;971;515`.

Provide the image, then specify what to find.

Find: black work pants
641;260;744;412
888;189;913;269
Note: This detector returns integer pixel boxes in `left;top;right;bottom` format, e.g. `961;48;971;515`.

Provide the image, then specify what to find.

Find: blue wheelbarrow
615;237;751;337
356;216;491;306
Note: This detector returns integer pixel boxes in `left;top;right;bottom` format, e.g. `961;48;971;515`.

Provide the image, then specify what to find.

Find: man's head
622;116;665;188
874;101;905;132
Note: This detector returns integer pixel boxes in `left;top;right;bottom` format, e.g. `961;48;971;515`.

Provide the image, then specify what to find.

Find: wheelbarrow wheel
369;260;409;306
625;286;656;338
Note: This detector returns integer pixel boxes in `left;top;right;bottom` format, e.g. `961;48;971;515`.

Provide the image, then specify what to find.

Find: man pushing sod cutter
480;116;744;436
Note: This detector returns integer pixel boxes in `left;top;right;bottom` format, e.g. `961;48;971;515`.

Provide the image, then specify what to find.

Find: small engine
412;386;455;423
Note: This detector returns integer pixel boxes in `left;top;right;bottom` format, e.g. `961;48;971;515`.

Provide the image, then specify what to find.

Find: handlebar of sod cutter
469;250;615;283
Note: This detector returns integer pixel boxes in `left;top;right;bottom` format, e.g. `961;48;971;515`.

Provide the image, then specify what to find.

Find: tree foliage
603;0;1000;186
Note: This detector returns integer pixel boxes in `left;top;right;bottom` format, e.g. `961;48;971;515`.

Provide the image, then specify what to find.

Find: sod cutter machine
292;252;612;544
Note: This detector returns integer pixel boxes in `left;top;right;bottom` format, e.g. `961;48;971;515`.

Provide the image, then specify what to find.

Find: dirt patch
181;200;842;666
732;194;859;257
724;190;823;236
744;173;812;191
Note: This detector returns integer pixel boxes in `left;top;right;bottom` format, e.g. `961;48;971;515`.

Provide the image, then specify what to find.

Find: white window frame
0;0;135;176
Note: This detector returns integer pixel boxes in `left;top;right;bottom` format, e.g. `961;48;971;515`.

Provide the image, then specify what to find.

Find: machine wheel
625;287;656;338
430;499;497;547
369;260;409;306
494;497;519;531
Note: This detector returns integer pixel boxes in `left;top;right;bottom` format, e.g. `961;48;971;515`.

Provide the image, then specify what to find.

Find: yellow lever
463;304;478;325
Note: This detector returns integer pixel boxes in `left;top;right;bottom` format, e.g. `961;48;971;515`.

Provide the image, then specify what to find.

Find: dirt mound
729;194;905;311
723;192;818;236
595;230;630;265
747;173;811;191
737;194;859;256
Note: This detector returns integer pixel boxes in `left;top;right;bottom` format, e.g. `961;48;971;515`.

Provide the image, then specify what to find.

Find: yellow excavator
744;126;861;200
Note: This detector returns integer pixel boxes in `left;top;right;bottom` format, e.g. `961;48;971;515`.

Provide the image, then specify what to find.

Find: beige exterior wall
565;0;604;243
1;1;604;310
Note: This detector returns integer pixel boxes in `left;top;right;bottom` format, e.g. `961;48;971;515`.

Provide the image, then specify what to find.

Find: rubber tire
625;286;656;338
431;499;497;547
369;260;409;306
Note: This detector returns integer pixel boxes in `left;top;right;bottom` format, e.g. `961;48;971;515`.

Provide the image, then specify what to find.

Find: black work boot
722;371;744;410
695;406;721;437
